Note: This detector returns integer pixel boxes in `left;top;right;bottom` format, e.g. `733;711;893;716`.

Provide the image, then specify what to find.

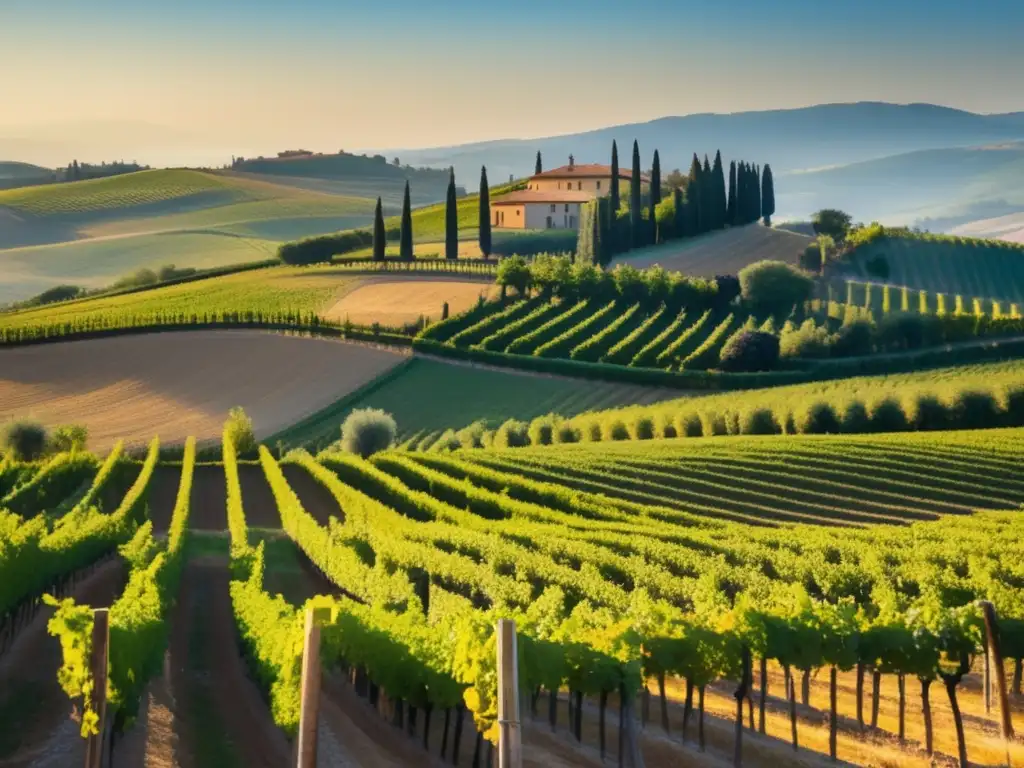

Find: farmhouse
491;157;646;230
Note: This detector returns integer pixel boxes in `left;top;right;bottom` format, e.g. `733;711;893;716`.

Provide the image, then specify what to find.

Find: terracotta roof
532;163;649;181
491;189;596;205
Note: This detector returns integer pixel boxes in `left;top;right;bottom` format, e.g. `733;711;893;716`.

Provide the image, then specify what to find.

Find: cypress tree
399;180;413;260
673;186;685;239
651;149;662;207
445;168;458;260
711;150;726;229
610;140;620;213
535;151;543;176
372;196;386;261
727;161;737;225
478;166;492;257
754;165;762;225
630;140;643;247
761;164;775;225
701;154;712;229
688;154;704;233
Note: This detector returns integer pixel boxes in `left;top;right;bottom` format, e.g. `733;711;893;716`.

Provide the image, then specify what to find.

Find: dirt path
238;463;281;529
188;465;227;530
148;465;183;534
0;559;126;768
281;464;344;527
123;556;292;768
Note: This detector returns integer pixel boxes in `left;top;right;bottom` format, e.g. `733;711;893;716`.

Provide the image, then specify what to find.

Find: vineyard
845;232;1024;306
0;423;1021;767
401;358;1024;452
422;295;749;372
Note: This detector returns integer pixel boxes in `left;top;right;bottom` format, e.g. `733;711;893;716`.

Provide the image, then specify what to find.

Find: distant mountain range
388;102;1024;228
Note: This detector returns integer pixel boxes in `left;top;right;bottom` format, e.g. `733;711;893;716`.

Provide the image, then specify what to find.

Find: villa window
597;181;601;190
578;181;582;190
550;204;556;213
564;204;569;212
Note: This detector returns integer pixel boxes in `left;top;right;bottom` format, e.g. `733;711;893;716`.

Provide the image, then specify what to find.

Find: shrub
431;429;461;452
811;209;853;241
224;407;256;455
492;419;530;448
50;424;89;453
676;411;703;438
867;398;908;433
579;418;603;442
496;255;532;295
699;411;728;437
2;421;48;461
554;422;581;444
656;413;678;439
876;313;942;351
779;410;798;435
780;319;832;359
794;402;841;434
629;415;656;440
527;414;560;446
944;390;999;430
839;401;870;433
718;330;780;372
278;229;374;265
605;419;630;441
831;320;874;357
455;420;489;449
1000;385;1024;427
738;260;815;316
798;242;822;273
739;407;778;435
340;408;398;457
904;393;947;431
713;275;741;306
724;410;742;436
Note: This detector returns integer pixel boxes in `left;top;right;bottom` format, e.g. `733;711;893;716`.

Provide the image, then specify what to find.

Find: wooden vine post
297;606;331;768
84;608;109;768
497;619;522;768
977;601;1015;744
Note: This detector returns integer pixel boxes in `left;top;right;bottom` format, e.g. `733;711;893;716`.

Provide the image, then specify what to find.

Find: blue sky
2;0;1023;157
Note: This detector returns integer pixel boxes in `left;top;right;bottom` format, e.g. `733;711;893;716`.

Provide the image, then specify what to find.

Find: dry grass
323;276;498;327
0;330;405;451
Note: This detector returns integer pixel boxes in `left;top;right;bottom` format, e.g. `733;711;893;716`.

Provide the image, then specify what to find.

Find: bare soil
188;465;227;530
148;465;183;534
121;555;293;768
0;331;405;452
238;463;281;529
612;223;812;276
0;559;125;768
323;276;499;327
281;464;344;527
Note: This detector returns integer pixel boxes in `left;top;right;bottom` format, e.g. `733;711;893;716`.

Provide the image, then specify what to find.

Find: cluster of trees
2;421;88;460
579;140;776;265
61;160;148;183
494;254;736;309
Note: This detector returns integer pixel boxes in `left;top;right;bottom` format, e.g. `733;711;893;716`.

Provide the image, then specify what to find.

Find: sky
2;0;1024;165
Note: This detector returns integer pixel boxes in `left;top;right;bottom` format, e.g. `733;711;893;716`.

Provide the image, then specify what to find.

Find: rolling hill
392;102;1024;189
0;161;54;190
0;169;380;305
778;141;1024;229
228;150;455;207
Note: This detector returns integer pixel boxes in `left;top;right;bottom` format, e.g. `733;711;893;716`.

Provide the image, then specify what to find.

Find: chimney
568;154;575;170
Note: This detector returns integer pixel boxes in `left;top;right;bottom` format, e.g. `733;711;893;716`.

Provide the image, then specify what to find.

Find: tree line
579;140;775;265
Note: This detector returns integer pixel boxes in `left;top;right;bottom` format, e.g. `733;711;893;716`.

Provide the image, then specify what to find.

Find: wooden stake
84;608;109;768
497;619;522;768
978;601;1015;742
297;607;330;768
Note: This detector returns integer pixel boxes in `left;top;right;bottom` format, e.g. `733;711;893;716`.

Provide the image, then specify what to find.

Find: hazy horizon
3;0;1024;167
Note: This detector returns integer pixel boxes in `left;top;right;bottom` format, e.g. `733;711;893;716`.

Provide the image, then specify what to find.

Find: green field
268;356;679;452
0;264;365;328
845;233;1024;306
0;169;379;304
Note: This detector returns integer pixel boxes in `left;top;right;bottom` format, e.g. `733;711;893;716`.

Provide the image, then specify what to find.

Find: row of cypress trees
370;145;777;262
